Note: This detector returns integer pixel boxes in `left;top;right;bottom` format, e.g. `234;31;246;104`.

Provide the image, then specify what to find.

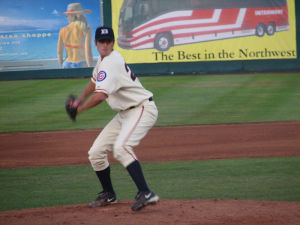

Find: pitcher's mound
1;199;300;225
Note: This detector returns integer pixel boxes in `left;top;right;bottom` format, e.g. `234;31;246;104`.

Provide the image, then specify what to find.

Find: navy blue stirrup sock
96;166;115;194
126;160;150;193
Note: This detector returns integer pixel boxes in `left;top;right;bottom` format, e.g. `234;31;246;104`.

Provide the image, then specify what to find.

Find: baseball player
66;26;159;211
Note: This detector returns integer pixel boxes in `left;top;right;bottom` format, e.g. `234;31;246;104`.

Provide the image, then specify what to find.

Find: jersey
91;50;153;111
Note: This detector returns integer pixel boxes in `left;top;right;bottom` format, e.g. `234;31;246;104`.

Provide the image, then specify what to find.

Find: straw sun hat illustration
61;3;92;15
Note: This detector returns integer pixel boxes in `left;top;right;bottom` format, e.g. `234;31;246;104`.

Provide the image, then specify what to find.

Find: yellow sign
112;0;296;63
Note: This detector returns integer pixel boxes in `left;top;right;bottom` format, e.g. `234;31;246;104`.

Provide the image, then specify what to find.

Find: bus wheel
154;32;173;51
255;23;265;37
266;22;276;36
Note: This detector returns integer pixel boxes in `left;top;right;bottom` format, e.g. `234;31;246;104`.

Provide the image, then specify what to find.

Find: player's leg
113;101;158;166
113;101;159;210
88;114;121;207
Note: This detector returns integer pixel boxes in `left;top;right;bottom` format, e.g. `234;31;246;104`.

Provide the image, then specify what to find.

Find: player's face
95;39;114;58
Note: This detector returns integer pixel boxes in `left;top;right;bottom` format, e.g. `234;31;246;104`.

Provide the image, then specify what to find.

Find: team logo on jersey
97;71;107;82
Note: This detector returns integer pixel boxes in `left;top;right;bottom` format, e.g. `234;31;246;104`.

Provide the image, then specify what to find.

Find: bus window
124;8;133;22
153;0;191;15
136;1;151;23
185;0;286;9
119;0;136;33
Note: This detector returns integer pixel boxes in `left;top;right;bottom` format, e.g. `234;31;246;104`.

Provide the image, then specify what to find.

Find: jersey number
125;63;136;81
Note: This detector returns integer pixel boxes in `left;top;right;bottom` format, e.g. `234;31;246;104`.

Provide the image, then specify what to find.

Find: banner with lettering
0;0;101;71
112;0;296;63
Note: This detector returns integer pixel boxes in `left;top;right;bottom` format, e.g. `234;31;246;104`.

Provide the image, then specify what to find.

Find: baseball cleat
131;191;159;211
89;191;117;207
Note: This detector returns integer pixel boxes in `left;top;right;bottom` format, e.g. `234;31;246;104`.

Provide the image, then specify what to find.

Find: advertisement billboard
112;0;297;63
0;0;101;71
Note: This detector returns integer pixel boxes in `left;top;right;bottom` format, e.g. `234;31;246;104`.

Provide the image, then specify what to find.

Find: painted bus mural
117;0;289;51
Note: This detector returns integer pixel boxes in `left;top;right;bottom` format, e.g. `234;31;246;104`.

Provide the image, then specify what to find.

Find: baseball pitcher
65;26;159;211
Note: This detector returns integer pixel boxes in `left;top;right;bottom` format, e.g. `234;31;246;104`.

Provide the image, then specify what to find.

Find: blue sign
0;0;101;71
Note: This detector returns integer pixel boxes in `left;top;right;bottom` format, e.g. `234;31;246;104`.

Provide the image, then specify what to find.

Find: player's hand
65;95;80;122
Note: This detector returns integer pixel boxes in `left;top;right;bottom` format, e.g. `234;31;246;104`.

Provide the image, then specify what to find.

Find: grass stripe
0;73;300;132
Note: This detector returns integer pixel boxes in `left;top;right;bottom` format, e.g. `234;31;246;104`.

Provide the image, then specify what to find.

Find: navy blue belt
128;97;153;110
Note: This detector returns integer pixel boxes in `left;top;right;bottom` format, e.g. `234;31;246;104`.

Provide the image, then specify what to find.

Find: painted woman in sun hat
57;3;93;68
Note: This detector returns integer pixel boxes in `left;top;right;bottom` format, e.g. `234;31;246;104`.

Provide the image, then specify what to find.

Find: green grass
0;157;299;211
0;73;300;132
0;73;299;212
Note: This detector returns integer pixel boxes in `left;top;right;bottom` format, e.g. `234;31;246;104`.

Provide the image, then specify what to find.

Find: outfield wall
0;0;299;80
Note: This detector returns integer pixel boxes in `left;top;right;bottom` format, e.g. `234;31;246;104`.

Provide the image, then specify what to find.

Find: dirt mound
1;199;300;225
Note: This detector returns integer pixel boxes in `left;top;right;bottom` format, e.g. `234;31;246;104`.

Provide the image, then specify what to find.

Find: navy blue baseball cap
95;26;115;41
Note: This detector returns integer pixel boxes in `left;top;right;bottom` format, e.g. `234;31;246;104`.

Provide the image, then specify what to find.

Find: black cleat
89;191;117;207
131;191;159;211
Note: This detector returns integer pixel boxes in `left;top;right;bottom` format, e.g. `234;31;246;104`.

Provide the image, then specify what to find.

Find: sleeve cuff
95;88;109;95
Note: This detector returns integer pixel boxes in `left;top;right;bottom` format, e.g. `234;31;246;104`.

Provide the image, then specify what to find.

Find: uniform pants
88;100;158;171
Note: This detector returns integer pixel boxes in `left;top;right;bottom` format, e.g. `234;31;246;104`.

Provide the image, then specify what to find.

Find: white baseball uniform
88;50;158;171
